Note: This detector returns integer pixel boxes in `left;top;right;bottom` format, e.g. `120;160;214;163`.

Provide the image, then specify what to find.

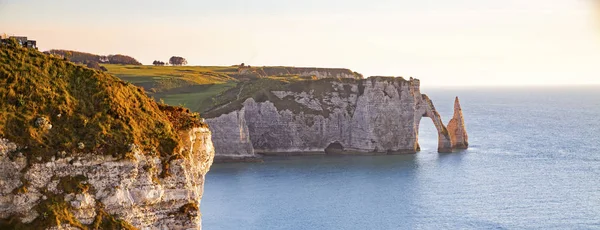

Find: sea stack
447;97;469;149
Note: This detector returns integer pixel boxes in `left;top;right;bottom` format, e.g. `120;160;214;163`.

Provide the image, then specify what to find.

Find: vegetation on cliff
201;76;411;118
102;63;363;114
202;77;367;118
0;39;204;162
200;77;307;117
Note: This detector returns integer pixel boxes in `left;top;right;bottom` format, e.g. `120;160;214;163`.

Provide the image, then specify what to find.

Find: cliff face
0;128;214;229
206;77;467;159
206;109;255;161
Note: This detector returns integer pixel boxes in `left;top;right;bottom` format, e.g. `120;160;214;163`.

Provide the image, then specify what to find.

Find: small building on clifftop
0;36;37;49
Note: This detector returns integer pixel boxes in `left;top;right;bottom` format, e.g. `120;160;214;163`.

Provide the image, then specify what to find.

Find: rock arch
416;95;468;153
419;95;452;153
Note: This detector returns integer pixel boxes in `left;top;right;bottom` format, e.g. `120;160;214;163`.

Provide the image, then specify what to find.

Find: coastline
212;150;419;163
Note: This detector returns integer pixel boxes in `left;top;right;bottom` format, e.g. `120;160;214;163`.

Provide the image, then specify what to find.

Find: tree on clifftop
153;60;166;66
169;56;187;66
107;54;142;65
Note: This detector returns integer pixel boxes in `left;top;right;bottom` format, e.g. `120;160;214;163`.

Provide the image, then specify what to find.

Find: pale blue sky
1;0;599;86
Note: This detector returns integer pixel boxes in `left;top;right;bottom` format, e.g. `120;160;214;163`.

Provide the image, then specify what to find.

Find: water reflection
205;154;424;230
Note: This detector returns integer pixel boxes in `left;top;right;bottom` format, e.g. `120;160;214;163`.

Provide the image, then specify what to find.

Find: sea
202;87;600;229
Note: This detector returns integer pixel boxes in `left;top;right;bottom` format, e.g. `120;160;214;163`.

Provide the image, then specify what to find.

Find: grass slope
103;64;239;112
0;41;204;162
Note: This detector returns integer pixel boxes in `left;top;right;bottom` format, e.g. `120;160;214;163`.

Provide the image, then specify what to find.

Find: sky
1;0;599;87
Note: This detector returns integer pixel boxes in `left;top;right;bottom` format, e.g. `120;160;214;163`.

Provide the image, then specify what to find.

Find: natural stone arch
419;95;452;153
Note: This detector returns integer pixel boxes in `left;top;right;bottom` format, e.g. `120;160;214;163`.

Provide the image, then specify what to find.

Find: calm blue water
202;87;600;229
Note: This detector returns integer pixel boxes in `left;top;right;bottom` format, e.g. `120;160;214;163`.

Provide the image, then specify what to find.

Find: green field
102;64;347;115
159;82;237;112
103;64;236;85
102;64;242;113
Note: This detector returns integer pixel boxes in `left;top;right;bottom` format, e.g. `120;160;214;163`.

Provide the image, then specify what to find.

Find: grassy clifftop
103;64;363;113
103;64;238;113
0;41;203;161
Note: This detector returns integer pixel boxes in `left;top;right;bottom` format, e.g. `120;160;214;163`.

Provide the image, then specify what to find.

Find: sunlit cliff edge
0;39;214;229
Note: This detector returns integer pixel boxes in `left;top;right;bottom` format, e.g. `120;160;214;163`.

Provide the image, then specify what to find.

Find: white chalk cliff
206;77;468;161
0;127;214;229
0;44;216;229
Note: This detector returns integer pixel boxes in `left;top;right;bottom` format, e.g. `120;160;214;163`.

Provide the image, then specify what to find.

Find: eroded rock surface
206;77;467;159
0;127;214;229
447;97;469;149
207;109;255;162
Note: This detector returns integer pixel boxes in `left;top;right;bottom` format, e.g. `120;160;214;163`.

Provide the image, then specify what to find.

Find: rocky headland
204;76;468;162
0;40;214;229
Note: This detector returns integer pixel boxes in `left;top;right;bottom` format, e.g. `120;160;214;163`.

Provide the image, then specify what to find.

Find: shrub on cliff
84;61;105;71
0;43;204;161
107;54;141;65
